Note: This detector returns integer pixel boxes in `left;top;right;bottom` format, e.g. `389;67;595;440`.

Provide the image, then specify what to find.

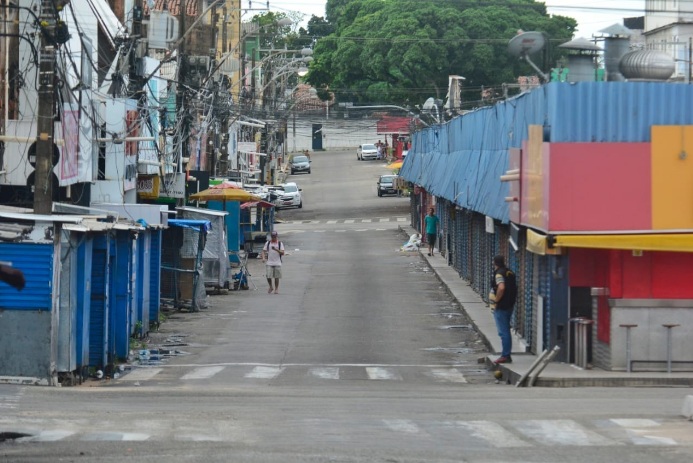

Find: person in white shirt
262;231;285;294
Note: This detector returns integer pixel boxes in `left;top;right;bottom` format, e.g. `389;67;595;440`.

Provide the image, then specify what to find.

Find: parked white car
357;143;378;161
275;182;302;209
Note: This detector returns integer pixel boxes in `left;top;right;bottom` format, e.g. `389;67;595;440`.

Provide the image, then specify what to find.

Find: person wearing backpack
262;231;285;294
490;255;517;364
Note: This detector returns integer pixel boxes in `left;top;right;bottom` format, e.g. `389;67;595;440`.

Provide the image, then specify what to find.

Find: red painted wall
571;248;693;300
548;143;651;232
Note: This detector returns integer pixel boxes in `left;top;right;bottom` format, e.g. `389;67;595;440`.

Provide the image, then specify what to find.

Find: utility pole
34;0;57;214
175;0;189;193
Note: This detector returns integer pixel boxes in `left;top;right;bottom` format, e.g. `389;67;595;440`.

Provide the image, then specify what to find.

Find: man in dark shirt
491;255;517;364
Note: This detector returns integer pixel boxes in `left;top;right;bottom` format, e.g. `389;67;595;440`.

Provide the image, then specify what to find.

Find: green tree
306;0;576;108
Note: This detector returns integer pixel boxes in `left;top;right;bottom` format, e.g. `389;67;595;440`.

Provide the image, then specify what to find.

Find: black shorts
426;233;436;246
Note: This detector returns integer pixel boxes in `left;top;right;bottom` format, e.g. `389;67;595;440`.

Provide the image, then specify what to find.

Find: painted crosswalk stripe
22;430;75;442
611;419;677;445
344;219;355;223
383;419;420;434
309;367;340;380
511;420;616;446
122;368;162;381
366;367;402;381
326;220;338;224
427;368;468;383
453;421;530;448
245;366;284;379
82;432;150;441
181;366;225;380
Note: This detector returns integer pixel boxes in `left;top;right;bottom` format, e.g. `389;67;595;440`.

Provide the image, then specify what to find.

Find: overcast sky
261;0;646;39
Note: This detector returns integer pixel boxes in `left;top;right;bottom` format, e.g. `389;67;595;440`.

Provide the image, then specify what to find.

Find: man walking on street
491;255;517;364
262;231;285;294
424;207;439;256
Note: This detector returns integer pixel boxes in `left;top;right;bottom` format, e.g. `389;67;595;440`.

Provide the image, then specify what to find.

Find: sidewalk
404;226;693;388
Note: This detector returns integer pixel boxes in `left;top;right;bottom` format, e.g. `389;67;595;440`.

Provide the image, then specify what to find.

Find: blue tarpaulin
168;219;212;233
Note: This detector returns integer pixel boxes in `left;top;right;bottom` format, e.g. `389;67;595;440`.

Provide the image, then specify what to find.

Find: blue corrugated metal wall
0;243;53;310
90;235;110;368
113;231;133;361
149;229;162;328
137;231;151;337
76;236;93;371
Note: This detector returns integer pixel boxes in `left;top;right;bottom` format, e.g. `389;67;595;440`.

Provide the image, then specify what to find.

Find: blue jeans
493;308;513;357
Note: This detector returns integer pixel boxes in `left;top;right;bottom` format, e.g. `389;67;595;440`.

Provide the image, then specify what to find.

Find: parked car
289;155;311;174
243;184;269;201
276;182;302;209
357;143;378;161
377;174;398;197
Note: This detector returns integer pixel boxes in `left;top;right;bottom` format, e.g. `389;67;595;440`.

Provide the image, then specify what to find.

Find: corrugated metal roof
400;81;693;223
546;82;693;142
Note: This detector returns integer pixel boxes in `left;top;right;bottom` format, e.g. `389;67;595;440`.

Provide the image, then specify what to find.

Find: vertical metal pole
620;324;637;373
625;327;632;373
666;327;672;374
662;324;680;373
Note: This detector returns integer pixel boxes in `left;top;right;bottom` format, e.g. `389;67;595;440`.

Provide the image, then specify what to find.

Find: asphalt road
1;149;692;462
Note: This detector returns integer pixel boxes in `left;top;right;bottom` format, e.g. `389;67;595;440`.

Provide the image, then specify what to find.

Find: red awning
377;116;412;135
241;200;275;209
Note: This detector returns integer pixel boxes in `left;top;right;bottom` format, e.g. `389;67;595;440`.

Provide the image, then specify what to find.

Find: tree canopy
304;0;577;107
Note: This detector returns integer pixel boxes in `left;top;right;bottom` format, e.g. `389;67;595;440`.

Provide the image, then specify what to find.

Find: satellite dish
422;97;436;110
508;31;549;83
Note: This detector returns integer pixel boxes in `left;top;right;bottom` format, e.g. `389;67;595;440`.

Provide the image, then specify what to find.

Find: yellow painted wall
652;125;693;230
525;125;546;229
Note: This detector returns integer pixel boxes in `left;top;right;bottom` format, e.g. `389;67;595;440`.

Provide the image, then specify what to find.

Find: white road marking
309;367;340;380
344;219;355;223
383;419;420;434
122;368;163;381
120;433;151;441
632;434;677;445
366;367;402;381
611;419;660;428
326;220;338;224
181;366;225;380
245;366;285;379
453;421;530;448
611;419;677;445
335;230;347;233
427;368;468;383
378;218;390;222
512;420;616;446
80;432;150;441
362;219;372;223
22;430;75;442
397;217;407;222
